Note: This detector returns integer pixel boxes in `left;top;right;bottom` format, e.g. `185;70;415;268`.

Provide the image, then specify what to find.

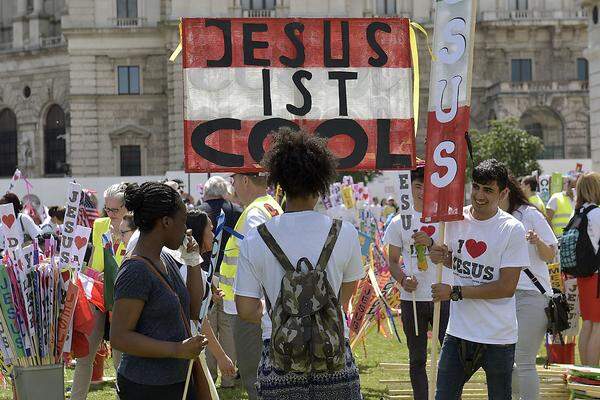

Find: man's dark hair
521;175;538;192
48;206;66;221
261;127;338;198
124;182;182;232
0;192;22;214
186;208;209;248
472;159;509;191
411;166;425;183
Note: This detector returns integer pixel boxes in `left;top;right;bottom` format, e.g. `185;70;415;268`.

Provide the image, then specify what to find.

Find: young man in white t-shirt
430;159;530;400
383;165;453;400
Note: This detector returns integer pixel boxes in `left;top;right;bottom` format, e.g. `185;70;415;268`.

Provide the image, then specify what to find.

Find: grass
0;329;568;400
0;330;406;400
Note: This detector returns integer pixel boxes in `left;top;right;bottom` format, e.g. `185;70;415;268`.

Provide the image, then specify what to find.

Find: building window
514;0;528;10
44;105;67;175
117;0;137;18
511;59;532;82
593;6;599;24
577;58;589;81
520;107;565;159
376;0;397;15
241;0;275;9
118;66;140;95
120;145;141;176
0;109;17;177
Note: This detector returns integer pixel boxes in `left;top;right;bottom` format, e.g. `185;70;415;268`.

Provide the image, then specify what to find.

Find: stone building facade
582;0;600;171
0;0;591;177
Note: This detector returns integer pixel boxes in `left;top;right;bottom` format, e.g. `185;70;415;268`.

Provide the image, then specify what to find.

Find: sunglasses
104;206;122;214
120;229;134;236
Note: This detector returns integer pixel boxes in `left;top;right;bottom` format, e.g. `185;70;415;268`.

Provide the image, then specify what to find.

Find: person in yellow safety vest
90;183;129;271
72;182;128;400
520;175;546;215
546;177;576;237
221;172;282;400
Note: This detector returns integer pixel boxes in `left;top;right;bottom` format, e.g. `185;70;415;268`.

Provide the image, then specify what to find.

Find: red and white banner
182;18;416;172
422;1;477;223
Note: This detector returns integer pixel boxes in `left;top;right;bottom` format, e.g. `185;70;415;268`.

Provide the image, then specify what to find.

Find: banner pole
428;221;445;400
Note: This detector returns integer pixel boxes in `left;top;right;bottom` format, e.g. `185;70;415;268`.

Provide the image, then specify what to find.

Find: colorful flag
77;189;100;228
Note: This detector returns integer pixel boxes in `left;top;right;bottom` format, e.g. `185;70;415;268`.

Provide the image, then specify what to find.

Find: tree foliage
469;118;543;178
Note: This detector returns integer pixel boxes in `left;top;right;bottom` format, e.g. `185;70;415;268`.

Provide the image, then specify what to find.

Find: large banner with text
182;18;416;172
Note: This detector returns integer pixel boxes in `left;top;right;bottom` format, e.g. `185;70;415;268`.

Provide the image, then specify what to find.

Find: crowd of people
1;128;599;400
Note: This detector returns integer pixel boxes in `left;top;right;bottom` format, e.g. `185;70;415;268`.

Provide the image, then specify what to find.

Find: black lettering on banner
243;23;270;66
471;263;483;279
399;173;409;190
482;266;494;281
63;220;74;234
191;119;244;167
66;205;77;219
62;236;73;249
262;69;272;116
287;70;313;116
7;238;18;248
248;118;299;162
375;119;412;169
457;239;465;254
400;213;411;230
328;71;358;116
400;194;410;211
366;22;391;67
315;118;368;169
68;190;79;203
280;22;305;67
324;20;350;67
206;19;232;67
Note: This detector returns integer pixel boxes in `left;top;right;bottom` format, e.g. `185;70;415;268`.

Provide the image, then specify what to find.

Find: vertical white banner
59;183;82;269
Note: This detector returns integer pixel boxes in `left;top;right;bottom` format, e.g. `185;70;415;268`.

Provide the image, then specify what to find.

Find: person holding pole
110;182;207;400
430;159;530;400
383;165;453;400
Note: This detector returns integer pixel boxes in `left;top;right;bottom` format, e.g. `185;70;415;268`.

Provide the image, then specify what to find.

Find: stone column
12;0;27;48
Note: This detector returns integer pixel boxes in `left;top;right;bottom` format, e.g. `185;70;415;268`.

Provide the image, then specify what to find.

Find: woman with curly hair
234;128;365;400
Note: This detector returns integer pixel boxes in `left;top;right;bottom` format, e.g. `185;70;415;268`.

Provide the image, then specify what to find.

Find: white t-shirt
445;206;529;345
546;192;575;212
234;211;365;340
0;213;43;250
225;206;271;315
582;203;600;254
512;205;556;293
383;208;454;301
370;204;383;221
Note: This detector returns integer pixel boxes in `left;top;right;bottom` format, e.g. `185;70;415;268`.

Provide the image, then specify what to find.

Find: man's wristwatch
450;286;463;301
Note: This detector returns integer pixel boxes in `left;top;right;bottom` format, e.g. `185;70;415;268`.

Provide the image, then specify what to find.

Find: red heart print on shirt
75;236;88;250
1;215;15;229
465;239;487;258
420;226;436;237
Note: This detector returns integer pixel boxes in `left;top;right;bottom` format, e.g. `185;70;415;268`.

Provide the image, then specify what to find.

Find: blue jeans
435;335;515;400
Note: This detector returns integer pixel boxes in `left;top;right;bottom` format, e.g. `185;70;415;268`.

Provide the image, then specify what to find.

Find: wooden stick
412;292;419;336
428;222;445;400
182;359;194;400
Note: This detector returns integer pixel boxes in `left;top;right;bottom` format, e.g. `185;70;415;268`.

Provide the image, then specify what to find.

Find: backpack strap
315;219;343;272
257;223;295;273
523;268;547;295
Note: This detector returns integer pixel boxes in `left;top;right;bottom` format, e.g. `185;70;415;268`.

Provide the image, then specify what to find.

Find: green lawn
0;331;407;400
0;330;565;400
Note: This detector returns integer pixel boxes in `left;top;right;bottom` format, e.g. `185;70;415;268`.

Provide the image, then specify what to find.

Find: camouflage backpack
257;219;345;373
